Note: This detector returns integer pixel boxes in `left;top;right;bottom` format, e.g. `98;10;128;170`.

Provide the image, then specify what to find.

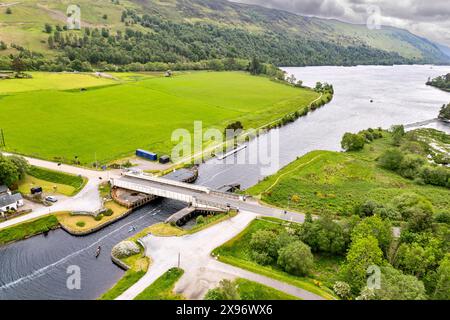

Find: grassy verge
213;218;336;300
26;166;87;196
235;278;299;300
134;268;185;300
0;215;60;246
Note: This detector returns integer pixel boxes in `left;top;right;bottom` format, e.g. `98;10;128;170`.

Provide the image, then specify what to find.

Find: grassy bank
213;218;337;300
134;268;185;300
236;278;299;300
0;215;60;246
0;71;319;165
247;134;450;216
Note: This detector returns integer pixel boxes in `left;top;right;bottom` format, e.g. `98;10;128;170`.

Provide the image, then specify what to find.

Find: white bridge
111;172;307;224
111;173;244;211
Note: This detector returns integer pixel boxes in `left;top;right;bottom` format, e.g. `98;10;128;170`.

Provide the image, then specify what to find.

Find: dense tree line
438;102;450;121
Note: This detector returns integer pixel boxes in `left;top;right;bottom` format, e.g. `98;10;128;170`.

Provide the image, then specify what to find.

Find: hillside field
247;133;450;216
0;71;320;165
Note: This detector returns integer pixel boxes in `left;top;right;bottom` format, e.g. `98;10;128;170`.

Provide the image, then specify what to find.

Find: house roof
0;185;9;194
0;193;23;208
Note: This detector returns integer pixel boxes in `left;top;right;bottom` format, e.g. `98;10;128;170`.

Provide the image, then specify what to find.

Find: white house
0;186;24;214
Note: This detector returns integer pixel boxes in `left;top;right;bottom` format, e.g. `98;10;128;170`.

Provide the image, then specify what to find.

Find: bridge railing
124;172;210;194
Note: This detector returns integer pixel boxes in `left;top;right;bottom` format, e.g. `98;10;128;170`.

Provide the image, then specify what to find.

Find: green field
247;134;450;216
134;268;185;300
99;270;145;300
0;72;117;94
0;71;319;165
213;218;337;300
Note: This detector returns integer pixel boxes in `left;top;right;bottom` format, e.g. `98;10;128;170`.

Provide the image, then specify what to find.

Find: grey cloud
232;0;450;46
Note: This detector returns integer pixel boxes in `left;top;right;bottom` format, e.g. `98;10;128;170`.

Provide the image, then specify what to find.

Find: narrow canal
1;65;449;300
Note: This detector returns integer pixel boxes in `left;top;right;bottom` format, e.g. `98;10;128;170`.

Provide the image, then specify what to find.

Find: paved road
116;212;324;301
0;153;121;230
118;175;306;223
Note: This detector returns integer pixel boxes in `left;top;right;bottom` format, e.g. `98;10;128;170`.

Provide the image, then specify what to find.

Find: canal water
1;65;449;300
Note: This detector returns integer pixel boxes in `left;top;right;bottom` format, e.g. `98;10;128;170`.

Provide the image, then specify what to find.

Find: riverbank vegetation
426;74;450;92
438;103;450;122
248;129;449;216
134;268;185;300
243;127;449;300
205;278;298;300
0;71;320;166
0;214;60;246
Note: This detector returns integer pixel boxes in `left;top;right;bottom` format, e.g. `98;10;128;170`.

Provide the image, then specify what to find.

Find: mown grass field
213;218;337;300
247;134;450;216
0;71;318;165
25;166;87;195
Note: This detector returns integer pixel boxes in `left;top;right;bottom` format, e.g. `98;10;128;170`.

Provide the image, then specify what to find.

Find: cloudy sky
232;0;450;46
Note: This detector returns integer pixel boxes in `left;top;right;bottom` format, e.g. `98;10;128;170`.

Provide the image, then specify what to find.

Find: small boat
95;246;101;258
128;226;136;233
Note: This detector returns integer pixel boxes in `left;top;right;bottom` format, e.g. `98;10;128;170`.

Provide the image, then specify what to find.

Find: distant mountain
0;0;448;68
435;43;450;59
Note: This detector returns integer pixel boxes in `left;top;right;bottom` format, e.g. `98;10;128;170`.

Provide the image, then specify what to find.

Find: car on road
45;196;58;203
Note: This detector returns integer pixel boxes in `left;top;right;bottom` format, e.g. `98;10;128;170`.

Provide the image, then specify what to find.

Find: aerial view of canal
1;65;449;300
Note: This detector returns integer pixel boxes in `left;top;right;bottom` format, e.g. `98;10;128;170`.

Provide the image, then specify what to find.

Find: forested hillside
0;0;449;71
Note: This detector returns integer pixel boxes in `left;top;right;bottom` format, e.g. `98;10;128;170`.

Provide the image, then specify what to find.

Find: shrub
76;221;86;228
103;209;113;217
196;215;205;225
94;214;103;221
435;212;450;224
333;281;352;300
250;230;277;265
341;133;365;152
378;149;404;171
277;241;314;276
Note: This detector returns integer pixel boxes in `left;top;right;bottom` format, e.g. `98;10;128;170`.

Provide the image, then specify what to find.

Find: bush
333;281;352;300
103;209;113;217
341;133;365;152
250;230;277;265
277;241;314;276
196;215;205;225
76;221;86;228
435;212;450;224
94;214;103;221
378;149;404;171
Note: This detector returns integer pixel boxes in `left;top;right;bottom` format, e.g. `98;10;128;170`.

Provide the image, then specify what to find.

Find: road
0;153;121;230
117;211;324;301
117;175;306;223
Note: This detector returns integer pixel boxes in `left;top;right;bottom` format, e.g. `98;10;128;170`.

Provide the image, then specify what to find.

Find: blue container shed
136;149;158;161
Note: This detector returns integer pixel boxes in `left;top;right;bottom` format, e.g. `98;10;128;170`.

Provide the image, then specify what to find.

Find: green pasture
0;71;319;165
